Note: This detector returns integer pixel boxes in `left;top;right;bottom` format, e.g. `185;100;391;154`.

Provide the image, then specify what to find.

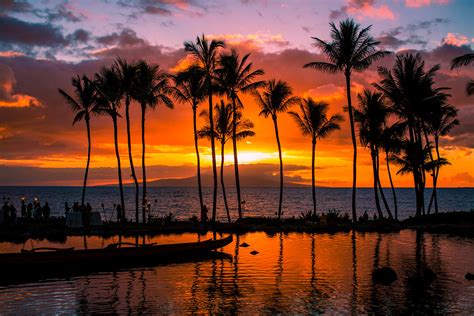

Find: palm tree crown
288;98;343;140
451;53;474;96
58;75;99;124
255;79;299;118
354;90;389;148
173;65;207;108
133;60;174;110
303;19;391;74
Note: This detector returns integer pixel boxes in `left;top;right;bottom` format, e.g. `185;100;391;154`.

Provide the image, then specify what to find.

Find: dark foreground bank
0;211;473;242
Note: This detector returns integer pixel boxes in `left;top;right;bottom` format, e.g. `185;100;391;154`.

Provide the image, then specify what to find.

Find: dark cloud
118;0;207;18
0;14;67;47
143;5;172;16
66;29;91;43
329;0;376;20
0;0;31;13
378;18;449;49
96;28;147;47
38;2;86;23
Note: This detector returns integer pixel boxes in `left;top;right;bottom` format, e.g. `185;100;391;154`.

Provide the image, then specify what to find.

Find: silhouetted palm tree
184;34;225;223
216;49;264;220
94;66;126;219
425;103;459;214
59;75;99;206
199;101;255;223
374;53;446;216
304;18;391;222
354;90;393;219
381;123;403;220
288;98;342;216
451;53;474;95
133;60;174;223
254;80;299;219
115;57;140;222
173;66;207;215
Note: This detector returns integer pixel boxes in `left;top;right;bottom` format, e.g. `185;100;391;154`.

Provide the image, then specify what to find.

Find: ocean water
0;186;472;221
0;231;473;314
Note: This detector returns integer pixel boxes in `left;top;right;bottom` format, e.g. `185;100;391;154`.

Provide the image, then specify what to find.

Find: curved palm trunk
231;95;243;220
208;86;218;223
376;151;393;219
371;149;383;219
385;151;398;220
220;142;231;223
113;115;126;221
125;98;140;223
272;116;284;220
141;104;147;223
192;104;204;215
433;136;441;214
81;117;92;205
345;72;357;222
311;138;317;216
424;131;438;215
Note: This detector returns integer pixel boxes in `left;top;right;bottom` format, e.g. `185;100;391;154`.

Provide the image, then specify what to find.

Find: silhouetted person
21;199;26;217
373;213;378;221
33;201;42;219
42;202;51;220
201;204;208;223
2;202;9;224
26;202;33;219
9;204;17;224
116;204;122;223
363;211;369;222
320;212;327;225
65;202;70;216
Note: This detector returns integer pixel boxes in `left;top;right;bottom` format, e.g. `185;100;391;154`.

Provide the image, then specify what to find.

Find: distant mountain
101;163;311;188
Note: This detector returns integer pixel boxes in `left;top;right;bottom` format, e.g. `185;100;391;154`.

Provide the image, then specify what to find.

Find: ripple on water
0;231;473;314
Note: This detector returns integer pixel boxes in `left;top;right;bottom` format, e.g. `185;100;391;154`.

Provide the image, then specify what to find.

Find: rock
423;268;437;284
465;272;474;280
372;267;398;285
250;250;259;255
239;242;250;247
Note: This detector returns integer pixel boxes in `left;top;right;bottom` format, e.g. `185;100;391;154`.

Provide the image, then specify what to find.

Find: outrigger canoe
0;235;233;279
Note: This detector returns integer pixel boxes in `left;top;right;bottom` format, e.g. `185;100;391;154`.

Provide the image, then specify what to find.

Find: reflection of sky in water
0;231;473;314
0;187;473;221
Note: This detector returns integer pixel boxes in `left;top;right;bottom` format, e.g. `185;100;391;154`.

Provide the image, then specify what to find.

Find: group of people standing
1;198;51;224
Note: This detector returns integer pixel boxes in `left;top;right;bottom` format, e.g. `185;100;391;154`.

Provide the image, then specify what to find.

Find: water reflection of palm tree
306;234;325;314
350;231;358;315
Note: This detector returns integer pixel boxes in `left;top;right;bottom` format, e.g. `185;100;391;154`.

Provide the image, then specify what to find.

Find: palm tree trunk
82;117;91;206
208;85;218;223
141;104;147;224
376;151;393;219
409;124;422;217
125;98;140;223
113;115;126;221
231;95;243;220
385;151;398;220
433;135;440;214
272;116;284;220
423;130;436;215
220;142;231;223
311;138;317;216
192;104;204;215
371;149;383;219
345;72;357;222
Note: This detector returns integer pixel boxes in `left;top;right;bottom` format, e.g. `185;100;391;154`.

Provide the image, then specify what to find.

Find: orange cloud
303;84;345;103
0;51;25;58
405;0;450;8
207;32;289;51
346;1;396;20
442;33;473;47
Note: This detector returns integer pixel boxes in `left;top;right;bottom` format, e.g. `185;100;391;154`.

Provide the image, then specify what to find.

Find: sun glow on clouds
442;33;474;47
405;0;451;8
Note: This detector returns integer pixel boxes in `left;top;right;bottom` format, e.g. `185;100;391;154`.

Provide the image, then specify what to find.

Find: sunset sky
0;0;473;187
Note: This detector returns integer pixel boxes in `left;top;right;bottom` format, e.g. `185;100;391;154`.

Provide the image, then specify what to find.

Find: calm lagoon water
0;186;473;221
0;231;473;314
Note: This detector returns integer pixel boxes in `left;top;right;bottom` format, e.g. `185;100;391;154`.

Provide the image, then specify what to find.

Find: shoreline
0;211;473;243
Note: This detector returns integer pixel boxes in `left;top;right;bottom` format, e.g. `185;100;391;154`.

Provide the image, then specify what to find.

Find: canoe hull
0;235;233;277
